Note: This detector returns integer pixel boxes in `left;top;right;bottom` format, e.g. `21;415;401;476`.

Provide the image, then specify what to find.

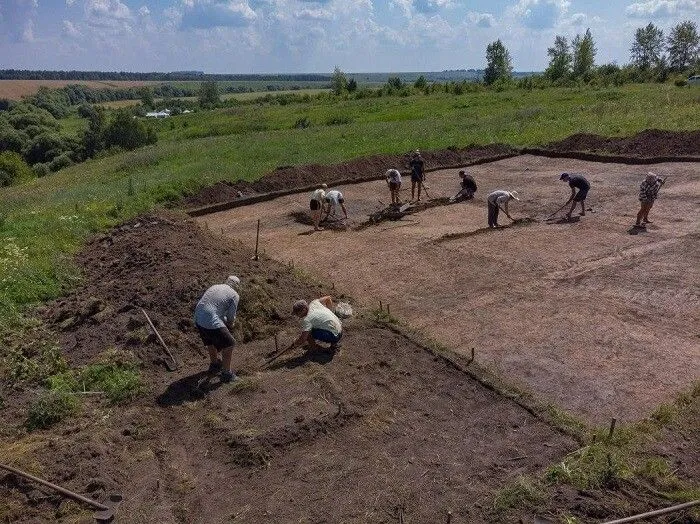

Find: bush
0;126;27;153
23;132;74;165
26;390;78;430
674;78;688;87
49;153;74;172
0;151;34;187
325;115;353;126
103;110;157;150
33;162;50;177
293;116;312;129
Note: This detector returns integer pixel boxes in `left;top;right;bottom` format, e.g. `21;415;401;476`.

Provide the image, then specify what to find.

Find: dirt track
198;155;700;424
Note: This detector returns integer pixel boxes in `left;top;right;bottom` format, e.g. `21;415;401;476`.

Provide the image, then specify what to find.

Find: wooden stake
608;418;617;439
274;334;279;353
386;303;390;316
379;300;383;312
253;219;260;261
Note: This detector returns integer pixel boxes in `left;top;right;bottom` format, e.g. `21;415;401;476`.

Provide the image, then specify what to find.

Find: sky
0;0;698;73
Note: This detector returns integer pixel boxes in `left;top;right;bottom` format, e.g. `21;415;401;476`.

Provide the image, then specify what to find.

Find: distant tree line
0;70;332;82
483;20;699;86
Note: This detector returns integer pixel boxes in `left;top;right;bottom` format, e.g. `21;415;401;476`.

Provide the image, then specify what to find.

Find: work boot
208;360;223;373
220;370;238;383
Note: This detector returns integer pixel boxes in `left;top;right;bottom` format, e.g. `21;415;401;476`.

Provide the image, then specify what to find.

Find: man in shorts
309;183;327;231
486;190;519;228
289;296;343;353
636;172;665;227
385;168;402;204
454;170;477;201
409;150;425;202
194;275;241;383
323;188;348;221
560;173;590;219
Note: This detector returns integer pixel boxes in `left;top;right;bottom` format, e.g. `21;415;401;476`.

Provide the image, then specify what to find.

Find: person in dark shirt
454;170;477;201
559;173;590;219
409;150;425;202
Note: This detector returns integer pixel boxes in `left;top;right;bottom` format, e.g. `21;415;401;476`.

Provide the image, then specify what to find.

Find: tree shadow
628;225;646;235
156;370;224;407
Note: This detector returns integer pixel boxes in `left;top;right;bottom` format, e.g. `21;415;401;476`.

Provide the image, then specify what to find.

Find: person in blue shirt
194;275;241;383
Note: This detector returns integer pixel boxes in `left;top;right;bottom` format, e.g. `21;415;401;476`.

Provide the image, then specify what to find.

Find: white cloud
467;11;495;28
180;0;257;30
139;6;150;16
0;0;39;42
294;7;333;20
510;0;571;29
83;0;133;32
62;19;82;37
66;0;76;5
625;0;699;18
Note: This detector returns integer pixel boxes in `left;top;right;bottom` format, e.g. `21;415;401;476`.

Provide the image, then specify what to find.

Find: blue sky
1;0;698;73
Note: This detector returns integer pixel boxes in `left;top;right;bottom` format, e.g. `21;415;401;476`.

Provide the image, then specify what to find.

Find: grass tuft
492;476;545;512
26;390;79;430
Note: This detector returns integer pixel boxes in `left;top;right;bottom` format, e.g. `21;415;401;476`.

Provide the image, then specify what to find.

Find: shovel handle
0;463;109;510
141;308;178;369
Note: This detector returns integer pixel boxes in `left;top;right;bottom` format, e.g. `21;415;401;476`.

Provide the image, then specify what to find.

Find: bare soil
198;155;700;425
0;80;156;100
0;213;580;523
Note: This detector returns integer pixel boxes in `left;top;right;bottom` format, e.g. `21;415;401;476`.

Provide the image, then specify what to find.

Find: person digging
309;183;328;231
559;173;590;220
322;189;348;222
288;296;343;354
409;150;425;202
385;168;402;205
636;172;666;228
453;170;477;202
486;190;519;228
194;276;241;383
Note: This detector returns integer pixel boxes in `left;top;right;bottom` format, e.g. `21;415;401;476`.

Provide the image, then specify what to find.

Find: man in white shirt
323;189;348;221
486;190;519;228
309;183;327;231
385;168;402;204
289;296;343;352
194;275;241;383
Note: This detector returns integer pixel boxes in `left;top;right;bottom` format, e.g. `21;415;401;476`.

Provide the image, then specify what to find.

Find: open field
97;88;330;108
198;155;700;424
0;79;157;100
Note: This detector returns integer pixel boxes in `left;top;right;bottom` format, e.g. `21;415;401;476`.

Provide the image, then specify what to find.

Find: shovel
0;463;122;522
420;181;432;200
545;200;571;221
141;308;179;371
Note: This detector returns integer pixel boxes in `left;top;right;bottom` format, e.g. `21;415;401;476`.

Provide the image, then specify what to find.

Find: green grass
0;83;698;332
26;390;79;430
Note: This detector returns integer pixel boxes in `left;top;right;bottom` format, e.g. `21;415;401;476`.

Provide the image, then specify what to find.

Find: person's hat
559;173;570;180
509;191;520;201
413;149;420;156
321;183;328;189
225;275;241;290
292;299;308;315
646;172;658;181
459;170;466;176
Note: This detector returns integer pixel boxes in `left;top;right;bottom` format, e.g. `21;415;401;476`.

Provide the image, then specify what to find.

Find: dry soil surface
198;155;700;424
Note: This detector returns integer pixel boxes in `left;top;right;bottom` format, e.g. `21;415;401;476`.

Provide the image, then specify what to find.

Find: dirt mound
180;143;515;208
38;213;330;368
544;129;700;157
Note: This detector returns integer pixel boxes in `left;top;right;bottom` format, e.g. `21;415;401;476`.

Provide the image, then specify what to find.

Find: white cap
321;183;328;189
225;275;241;290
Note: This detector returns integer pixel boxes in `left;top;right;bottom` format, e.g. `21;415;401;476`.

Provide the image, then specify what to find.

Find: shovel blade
93;494;122;522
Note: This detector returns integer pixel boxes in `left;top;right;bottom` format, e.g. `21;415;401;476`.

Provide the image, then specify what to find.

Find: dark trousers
488;202;500;227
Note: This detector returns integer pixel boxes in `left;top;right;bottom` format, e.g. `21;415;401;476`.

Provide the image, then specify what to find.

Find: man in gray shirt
194;275;241;382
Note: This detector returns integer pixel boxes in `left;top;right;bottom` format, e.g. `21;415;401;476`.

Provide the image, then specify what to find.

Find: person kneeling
290;296;343;352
